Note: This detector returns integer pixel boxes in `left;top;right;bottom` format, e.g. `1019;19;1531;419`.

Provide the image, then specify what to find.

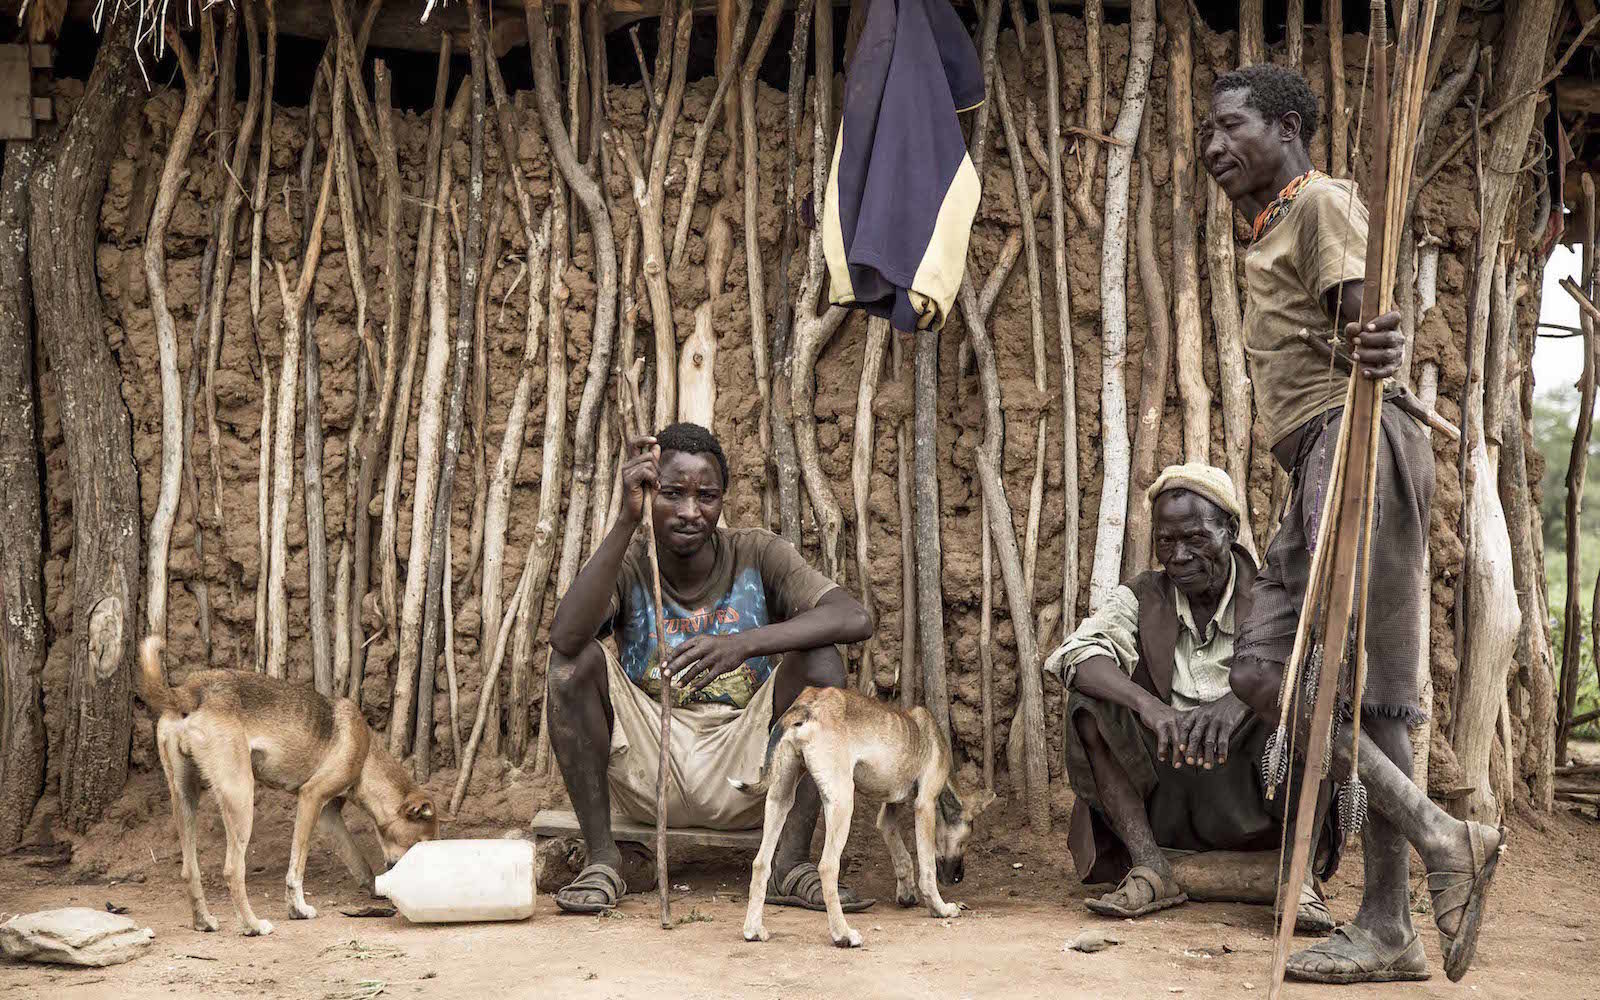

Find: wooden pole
1559;175;1598;764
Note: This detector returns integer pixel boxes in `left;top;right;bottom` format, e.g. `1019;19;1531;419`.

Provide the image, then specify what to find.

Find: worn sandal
1296;880;1335;935
766;862;876;913
1428;821;1506;982
554;863;627;914
1084;865;1187;919
1286;924;1430;984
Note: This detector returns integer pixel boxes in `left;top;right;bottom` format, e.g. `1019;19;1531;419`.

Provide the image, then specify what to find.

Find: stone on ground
0;907;155;967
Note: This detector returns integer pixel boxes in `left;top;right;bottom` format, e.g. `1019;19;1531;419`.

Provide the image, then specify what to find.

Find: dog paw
193;913;220;933
933;902;960;919
289;901;318;920
895;885;918;908
742;925;770;943
832;927;864;949
244;920;275;937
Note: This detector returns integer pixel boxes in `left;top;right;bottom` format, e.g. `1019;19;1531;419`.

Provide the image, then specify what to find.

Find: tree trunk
851;318;889;695
1071;0;1103;230
1088;0;1153;613
1325;0;1346;176
0;142;46;851
1560;178;1597;765
29;13;143;831
741;0;784;531
1239;0;1264;65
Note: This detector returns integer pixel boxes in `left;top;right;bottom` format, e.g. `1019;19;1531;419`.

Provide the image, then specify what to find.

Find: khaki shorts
603;645;776;830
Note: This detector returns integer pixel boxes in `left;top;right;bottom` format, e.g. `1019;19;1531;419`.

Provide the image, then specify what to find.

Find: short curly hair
656;421;729;487
1213;64;1320;151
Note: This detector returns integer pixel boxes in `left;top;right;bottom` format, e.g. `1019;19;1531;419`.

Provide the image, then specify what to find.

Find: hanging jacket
822;0;983;333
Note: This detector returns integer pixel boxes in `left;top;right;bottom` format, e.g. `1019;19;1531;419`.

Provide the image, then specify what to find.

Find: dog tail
137;636;199;716
727;704;812;793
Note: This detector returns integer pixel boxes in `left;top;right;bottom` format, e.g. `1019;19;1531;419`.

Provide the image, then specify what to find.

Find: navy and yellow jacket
822;0;984;333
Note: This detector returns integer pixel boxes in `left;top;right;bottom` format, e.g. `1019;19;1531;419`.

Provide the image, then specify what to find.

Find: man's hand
1137;700;1188;768
1346;309;1405;380
1175;694;1250;769
619;436;660;525
665;633;753;692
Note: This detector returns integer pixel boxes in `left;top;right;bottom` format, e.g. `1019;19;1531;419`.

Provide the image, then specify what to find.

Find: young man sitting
1045;465;1334;931
543;422;876;914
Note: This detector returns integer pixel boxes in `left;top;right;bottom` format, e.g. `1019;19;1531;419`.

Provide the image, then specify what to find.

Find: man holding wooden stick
543;422;876;915
1200;65;1504;984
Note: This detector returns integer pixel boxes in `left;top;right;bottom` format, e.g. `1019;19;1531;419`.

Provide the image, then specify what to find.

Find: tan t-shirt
1242;176;1369;447
601;527;839;708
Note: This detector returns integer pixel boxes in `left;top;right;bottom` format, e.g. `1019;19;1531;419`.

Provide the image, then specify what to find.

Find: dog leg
876;801;918;908
316;800;375;895
206;743;273;936
285;792;325;920
913;796;960;919
158;722;219;932
743;750;802;943
816;774;861;948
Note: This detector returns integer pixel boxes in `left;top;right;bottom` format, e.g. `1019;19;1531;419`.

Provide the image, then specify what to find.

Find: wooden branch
388;84;470;754
741;0;783;531
1285;0;1302;68
530;0;620;636
380;34;451;692
1559;179;1599;765
1238;0;1263;65
912;330;949;742
974;449;1050;834
1325;0;1345;175
892;338;918;709
668;0;751;270
851;318;889;696
1070;0;1103;229
1088;0;1153;613
144;18;216;642
679;303;718;426
639;0;691;427
1161;0;1211;468
1125;161;1171;577
1204;179;1255;556
415;0;491;779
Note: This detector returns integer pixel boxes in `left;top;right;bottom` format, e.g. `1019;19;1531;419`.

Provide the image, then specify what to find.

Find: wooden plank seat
529;808;764;851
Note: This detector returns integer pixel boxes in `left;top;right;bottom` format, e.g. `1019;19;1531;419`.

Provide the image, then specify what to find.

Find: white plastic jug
373;839;536;923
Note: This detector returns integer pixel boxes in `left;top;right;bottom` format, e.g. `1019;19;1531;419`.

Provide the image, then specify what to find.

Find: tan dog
733;686;996;947
137;637;437;936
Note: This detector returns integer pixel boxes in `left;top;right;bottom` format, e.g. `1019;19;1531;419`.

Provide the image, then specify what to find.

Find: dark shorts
1064;689;1333;885
1234;402;1434;720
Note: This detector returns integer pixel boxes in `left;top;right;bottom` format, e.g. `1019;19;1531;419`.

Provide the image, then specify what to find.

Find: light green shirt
1042;561;1239;711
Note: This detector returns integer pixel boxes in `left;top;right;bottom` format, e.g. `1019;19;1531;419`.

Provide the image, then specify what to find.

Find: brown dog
733;686;995;947
137;637;437;936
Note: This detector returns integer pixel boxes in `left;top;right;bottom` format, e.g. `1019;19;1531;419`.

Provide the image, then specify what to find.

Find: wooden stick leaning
616;360;672;929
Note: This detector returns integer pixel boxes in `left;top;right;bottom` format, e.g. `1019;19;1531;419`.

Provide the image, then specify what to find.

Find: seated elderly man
543;422;875;914
1045;464;1333;927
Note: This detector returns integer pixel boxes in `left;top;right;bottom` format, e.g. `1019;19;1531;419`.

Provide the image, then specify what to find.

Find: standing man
1200;65;1504;984
542;422;876;915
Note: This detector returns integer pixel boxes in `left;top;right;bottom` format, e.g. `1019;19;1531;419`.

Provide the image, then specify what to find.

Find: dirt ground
3;766;1598;1000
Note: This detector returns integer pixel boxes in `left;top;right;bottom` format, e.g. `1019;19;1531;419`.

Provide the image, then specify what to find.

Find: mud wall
30;14;1521;814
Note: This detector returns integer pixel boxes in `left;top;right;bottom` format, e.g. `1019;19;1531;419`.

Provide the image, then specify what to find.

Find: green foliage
1534;386;1600;739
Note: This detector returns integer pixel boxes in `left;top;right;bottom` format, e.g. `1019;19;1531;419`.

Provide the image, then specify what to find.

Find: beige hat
1146;463;1244;523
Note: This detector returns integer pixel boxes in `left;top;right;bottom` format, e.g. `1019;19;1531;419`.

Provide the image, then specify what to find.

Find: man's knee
790;645;847;689
1073;710;1107;753
548;642;607;703
1229;655;1280;714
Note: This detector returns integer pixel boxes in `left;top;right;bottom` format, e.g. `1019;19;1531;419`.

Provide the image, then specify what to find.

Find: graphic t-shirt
600;527;839;709
1242;175;1370;447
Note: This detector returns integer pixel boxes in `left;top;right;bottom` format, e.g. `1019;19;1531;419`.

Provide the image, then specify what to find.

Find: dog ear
937;786;963;824
405;797;436;822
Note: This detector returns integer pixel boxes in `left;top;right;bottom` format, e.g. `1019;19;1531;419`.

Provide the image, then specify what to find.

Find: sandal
1295;879;1335;935
766;862;877;913
554;863;627;914
1428;821;1506;982
1286;924;1430;984
1084;865;1187;919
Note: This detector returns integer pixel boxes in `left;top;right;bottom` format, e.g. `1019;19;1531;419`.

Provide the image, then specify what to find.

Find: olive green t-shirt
1242;176;1370;447
600;527;839;708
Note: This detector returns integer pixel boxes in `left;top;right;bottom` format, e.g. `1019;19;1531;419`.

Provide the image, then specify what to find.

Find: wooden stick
741;0;784;531
851;318;890;696
893;338;918;710
1088;0;1154;612
1030;0;1080;642
1204;177;1255;556
1326;0;1346;175
1559;183;1598;765
616;361;672;929
464;180;505;595
1126;160;1172;577
1161;0;1211;468
668;0;753;270
145;18;216;643
1071;0;1104;229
